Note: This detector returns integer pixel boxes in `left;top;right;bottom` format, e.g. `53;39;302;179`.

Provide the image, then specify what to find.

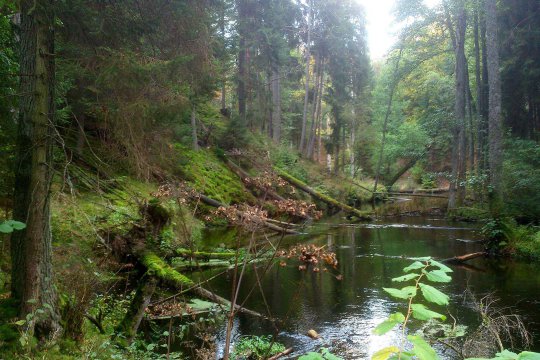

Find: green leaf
187;299;216;311
407;335;439;360
373;312;405;335
428;259;453;273
383;286;417;300
412;257;432;261
419;283;449;305
424;269;452;283
494;350;519;359
14;320;26;326
0;222;13;233
517;352;540;360
372;346;400;360
299;352;324;360
390;352;414;360
392;273;419;282
403;261;425;272
6;220;26;230
411;304;446;321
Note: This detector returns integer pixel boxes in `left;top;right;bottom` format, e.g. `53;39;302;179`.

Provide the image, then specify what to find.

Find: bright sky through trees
358;0;441;59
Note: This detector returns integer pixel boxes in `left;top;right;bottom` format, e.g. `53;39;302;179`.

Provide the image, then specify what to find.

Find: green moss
140;252;194;288
175;145;253;205
176;248;236;260
447;207;489;222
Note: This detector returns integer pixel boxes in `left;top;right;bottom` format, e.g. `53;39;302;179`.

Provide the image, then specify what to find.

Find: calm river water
191;215;540;359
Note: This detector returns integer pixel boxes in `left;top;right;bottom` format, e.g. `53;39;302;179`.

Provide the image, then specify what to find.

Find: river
189;214;540;359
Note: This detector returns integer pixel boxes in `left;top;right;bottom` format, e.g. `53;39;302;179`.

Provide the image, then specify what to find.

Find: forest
0;0;540;359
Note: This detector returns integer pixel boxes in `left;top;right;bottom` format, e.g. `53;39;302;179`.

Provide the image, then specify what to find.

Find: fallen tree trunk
197;193;300;234
116;275;157;344
378;192;448;199
225;159;286;202
140;252;268;319
274;168;372;220
442;252;487;264
176;249;237;260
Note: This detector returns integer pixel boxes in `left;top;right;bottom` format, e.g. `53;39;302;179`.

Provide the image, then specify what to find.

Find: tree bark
116;275;157;344
236;0;248;125
474;5;484;174
271;67;281;143
11;0;62;340
299;0;312;153
485;0;503;213
191;106;199;151
373;46;403;192
306;53;321;157
449;3;468;209
308;59;324;159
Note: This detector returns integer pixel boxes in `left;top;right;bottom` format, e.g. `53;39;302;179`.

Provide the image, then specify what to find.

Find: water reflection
191;216;540;359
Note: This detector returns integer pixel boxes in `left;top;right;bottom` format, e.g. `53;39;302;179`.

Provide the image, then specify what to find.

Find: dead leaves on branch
272;199;322;219
243;171;288;192
277;244;341;278
212;205;268;232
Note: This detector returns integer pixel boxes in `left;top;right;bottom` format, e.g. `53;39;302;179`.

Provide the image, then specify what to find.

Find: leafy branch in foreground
0;220;26;234
372;258;540;360
372;257;453;360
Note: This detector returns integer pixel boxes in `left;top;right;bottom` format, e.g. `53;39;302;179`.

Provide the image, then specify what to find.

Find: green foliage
466;350;540;360
272;147;308;182
481;217;515;251
299;348;343;360
447;207;489;222
177;146;252;205
0;220;25;234
0;10;17;199
503;139;540;222
231;335;286;360
373;257;455;360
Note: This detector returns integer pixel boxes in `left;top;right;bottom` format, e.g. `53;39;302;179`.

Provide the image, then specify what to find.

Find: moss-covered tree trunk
11;0;62;340
116;275;157;344
275;168;372;220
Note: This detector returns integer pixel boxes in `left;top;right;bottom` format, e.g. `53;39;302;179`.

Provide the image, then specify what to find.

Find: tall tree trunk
236;0;248;125
191;106;199;151
474;5;485;174
307;54;321;157
485;0;503;213
373;46;403;192
299;0;312;153
220;5;227;113
271;67;281;143
11;0;62;340
449;3;468;208
480;6;489;170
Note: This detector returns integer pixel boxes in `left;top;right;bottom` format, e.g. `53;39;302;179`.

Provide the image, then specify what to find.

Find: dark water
191;216;540;359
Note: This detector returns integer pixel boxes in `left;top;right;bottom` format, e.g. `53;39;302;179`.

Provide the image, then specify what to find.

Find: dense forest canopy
0;0;539;359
